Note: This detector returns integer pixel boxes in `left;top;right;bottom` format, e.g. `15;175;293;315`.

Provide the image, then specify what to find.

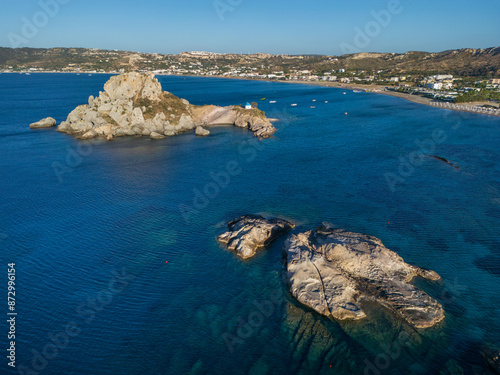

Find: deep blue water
1;73;499;375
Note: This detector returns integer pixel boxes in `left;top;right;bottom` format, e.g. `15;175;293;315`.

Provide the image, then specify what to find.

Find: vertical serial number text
7;263;16;368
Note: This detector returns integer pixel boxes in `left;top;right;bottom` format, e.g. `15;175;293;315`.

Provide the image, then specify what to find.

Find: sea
1;73;499;375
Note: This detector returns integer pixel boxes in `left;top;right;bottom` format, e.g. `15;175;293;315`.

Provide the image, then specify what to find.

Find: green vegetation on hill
133;92;193;124
231;106;267;119
455;90;500;103
1;47;499;78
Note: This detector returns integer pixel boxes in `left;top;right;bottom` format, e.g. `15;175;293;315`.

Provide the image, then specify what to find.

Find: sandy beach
176;74;500;117
10;71;499;117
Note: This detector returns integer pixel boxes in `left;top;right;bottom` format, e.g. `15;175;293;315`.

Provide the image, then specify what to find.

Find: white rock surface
30;117;57;129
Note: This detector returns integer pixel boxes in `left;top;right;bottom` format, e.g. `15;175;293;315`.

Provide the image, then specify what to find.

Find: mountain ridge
1;46;499;77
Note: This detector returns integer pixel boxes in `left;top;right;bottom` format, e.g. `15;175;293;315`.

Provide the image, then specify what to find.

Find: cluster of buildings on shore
2;48;499;104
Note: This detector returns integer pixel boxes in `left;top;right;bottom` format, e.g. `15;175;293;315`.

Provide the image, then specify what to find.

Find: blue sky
1;0;499;55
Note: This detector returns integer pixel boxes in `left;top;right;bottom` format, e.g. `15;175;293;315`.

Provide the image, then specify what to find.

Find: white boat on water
269;100;277;103
291;104;297;106
343;92;346;95
310;106;316;109
312;99;316;102
325;101;328;103
353;90;363;93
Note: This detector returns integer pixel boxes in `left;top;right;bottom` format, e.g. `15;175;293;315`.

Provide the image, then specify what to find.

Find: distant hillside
1;46;499;77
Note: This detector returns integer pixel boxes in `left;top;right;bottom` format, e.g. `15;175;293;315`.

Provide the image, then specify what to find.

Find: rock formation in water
55;72;277;140
432;155;460;169
284;223;444;329
195;126;210;136
30;117;56;129
482;347;500;374
218;215;294;259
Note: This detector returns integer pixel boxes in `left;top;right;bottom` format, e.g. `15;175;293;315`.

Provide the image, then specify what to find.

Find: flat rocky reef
219;216;445;329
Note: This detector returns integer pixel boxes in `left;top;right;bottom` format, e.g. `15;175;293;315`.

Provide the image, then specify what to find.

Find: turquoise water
1;73;499;374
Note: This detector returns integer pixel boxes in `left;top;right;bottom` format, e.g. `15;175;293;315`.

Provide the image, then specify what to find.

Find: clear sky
1;0;499;55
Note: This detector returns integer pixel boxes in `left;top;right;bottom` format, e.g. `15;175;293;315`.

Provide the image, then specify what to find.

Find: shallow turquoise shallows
1;73;499;375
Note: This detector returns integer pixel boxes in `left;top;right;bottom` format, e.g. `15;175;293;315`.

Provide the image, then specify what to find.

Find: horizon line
1;45;499;58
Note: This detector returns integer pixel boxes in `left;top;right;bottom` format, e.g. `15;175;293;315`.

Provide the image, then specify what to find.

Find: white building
427;82;443;90
432;74;453;81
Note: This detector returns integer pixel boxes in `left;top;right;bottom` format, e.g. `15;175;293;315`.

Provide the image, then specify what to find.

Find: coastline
168;74;500;117
279;80;500;117
4;71;499;117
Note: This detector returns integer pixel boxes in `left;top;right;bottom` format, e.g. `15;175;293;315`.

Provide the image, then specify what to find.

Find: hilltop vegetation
1;46;499;78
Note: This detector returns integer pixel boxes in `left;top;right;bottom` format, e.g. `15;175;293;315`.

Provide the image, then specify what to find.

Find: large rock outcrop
56;72;277;140
218;215;294;259
284;223;444;329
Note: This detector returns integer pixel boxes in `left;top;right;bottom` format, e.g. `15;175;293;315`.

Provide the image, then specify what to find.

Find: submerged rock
481;347;500;374
53;72;277;141
218;215;294;259
432;155;460;169
284;223;444;328
30;117;56;129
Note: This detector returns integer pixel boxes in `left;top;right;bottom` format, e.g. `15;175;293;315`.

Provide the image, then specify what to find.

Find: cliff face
57;72;277;140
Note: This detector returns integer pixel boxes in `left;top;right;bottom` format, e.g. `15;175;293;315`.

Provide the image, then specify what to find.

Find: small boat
88;74;92;76
312;99;316;102
310;106;316;109
269;100;277;104
353;90;363;93
325;101;328;103
291;104;297;107
343;92;346;95
261;97;266;101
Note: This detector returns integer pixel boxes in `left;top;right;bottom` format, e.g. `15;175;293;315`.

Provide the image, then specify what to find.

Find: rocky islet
219;217;445;329
32;72;278;140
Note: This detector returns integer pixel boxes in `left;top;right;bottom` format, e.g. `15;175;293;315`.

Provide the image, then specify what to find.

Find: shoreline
3;71;499;117
279;80;500;117
168;74;500;117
